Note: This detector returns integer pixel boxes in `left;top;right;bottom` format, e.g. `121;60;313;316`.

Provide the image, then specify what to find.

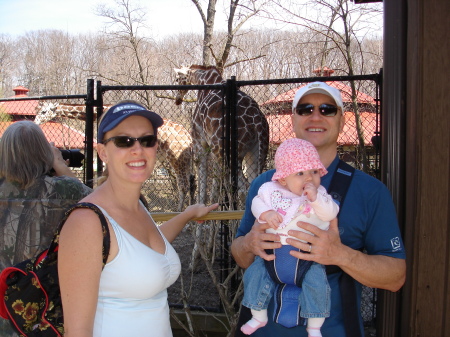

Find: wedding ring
308;244;312;253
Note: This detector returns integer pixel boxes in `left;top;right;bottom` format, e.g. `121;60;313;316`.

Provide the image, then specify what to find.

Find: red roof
267;111;378;146
12;86;30;97
263;81;376;105
0;99;39;116
13;86;29;92
0;121;94;149
339;111;379;145
0;86;39;115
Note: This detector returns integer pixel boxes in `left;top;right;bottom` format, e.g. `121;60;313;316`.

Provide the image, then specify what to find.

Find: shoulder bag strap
48;202;111;269
327;159;355;209
326;160;362;337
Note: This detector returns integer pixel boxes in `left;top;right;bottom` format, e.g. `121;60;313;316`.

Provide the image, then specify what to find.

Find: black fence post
223;76;239;295
374;70;382;180
226;76;239;208
85;79;95;187
96;81;104;178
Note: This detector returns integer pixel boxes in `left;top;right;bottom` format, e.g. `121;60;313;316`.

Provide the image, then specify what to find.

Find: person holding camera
0;121;92;335
0;121;92;268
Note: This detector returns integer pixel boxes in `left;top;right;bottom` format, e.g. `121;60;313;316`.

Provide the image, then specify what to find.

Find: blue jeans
242;256;331;318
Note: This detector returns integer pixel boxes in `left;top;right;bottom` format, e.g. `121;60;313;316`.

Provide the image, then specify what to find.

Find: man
231;82;406;336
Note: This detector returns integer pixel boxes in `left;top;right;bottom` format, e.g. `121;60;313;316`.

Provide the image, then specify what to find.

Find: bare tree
191;0;269;73
94;0;156;90
263;0;383;172
0;34;17;97
12;30;81;96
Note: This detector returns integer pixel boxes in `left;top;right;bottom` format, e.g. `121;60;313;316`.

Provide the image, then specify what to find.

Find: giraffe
174;64;269;271
157;118;196;211
174;64;270;206
33;102;110;124
34;102;194;211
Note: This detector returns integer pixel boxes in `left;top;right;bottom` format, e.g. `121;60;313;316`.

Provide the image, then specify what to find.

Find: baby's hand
259;210;283;229
303;183;318;202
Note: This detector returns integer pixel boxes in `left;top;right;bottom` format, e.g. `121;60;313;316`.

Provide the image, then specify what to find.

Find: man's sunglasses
295;103;339;117
102;135;157;148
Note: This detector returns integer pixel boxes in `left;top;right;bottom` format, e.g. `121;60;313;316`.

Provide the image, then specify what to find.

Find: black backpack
0;202;110;337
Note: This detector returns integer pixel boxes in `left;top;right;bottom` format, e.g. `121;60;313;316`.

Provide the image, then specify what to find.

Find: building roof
0;121;93;149
267;111;379;146
263;81;376;106
0;86;39;116
0;99;39;116
11;86;30;96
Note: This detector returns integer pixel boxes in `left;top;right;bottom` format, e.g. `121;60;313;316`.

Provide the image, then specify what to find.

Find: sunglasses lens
113;136;135;148
295;104;314;116
139;135;157;147
295;103;339;116
319;104;338;116
104;135;157;148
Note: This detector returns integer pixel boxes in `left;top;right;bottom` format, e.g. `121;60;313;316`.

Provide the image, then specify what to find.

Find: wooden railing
152;210;244;222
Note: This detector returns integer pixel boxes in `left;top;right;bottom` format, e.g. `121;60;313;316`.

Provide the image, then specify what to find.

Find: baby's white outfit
252;182;339;244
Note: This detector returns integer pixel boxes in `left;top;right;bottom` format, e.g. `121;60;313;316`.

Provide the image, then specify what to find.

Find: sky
0;0;382;40
0;0;219;39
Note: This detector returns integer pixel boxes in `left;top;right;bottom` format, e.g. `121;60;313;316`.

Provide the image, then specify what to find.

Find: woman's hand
50;142;77;178
159;203;219;243
184;203;220;222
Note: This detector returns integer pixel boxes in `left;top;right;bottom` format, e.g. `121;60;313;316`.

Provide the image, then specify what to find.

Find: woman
58;101;218;337
0;120;92;264
0;121;92;337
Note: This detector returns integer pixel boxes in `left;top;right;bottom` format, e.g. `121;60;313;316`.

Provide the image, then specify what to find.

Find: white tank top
93;205;181;337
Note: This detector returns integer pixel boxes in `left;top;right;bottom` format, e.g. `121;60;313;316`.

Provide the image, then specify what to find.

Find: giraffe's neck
56;104;88;119
35;103;110;124
189;67;224;85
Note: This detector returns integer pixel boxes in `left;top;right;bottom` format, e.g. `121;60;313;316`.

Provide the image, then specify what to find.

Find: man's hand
286;218;343;265
231;220;282;268
286;218;406;291
245;221;282;261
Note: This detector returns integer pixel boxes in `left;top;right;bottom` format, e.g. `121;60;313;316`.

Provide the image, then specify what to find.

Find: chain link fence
0;95;89;182
1;74;381;335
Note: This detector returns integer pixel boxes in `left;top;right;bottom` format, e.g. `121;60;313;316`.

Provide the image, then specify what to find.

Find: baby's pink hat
272;138;328;181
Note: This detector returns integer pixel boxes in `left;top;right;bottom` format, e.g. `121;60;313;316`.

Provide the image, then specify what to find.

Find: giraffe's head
174;66;191;105
34;102;59;125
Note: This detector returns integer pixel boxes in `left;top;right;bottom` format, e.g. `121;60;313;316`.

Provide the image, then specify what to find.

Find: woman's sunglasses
102;135;157;148
295;103;339;117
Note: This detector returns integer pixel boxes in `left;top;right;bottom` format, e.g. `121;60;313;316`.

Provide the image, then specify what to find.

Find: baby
241;138;339;337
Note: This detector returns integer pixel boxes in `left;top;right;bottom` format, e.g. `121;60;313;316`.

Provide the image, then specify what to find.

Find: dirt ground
168;225;223;310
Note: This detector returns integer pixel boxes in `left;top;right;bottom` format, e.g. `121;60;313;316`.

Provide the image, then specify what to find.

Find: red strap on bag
0;267;26;319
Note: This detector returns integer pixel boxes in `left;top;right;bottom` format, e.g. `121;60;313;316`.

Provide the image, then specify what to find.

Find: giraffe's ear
174;66;189;75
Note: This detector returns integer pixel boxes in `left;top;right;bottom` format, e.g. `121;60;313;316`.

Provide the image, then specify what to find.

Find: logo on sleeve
390;237;402;251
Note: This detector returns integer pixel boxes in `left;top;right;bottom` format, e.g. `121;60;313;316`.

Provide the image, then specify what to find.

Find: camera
60;149;85;168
